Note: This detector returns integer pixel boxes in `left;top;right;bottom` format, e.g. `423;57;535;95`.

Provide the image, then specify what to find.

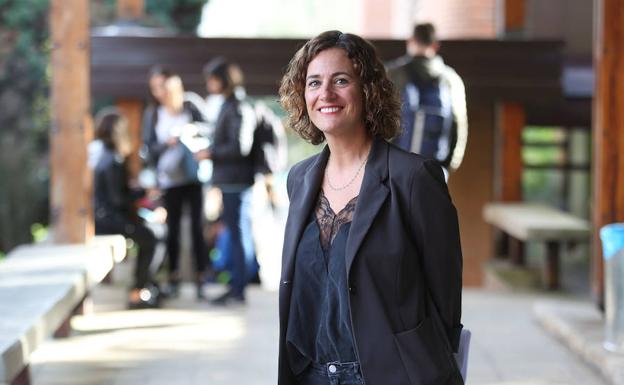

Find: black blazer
278;137;463;385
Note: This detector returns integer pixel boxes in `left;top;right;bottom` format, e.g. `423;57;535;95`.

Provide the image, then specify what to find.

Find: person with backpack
196;57;257;305
387;23;468;181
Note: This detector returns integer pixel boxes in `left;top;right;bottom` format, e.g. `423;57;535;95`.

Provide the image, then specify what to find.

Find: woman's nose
320;83;336;100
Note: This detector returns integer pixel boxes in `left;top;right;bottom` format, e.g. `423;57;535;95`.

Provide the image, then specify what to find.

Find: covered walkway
29;264;606;385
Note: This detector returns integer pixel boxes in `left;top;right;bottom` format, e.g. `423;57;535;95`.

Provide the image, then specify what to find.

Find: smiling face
304;48;365;140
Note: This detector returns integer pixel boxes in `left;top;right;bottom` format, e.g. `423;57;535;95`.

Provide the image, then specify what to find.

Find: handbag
157;142;198;185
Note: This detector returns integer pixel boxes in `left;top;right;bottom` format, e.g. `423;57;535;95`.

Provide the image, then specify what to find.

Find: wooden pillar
504;0;526;34
117;0;144;20
50;0;92;243
592;0;624;306
495;1;526;202
448;100;496;286
496;102;524;202
116;0;145;179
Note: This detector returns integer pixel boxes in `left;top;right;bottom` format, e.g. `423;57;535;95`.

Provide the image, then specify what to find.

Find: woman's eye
308;80;320;88
335;77;349;85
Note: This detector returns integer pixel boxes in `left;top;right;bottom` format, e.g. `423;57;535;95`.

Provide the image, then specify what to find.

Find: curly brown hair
279;30;401;145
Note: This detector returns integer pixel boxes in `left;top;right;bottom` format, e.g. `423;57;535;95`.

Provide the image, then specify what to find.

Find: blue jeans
221;188;254;297
297;362;364;385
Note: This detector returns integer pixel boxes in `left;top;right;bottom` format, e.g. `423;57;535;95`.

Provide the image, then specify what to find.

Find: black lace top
316;191;358;250
286;190;359;375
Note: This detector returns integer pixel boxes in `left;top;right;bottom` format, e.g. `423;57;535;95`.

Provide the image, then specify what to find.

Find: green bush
0;0;51;253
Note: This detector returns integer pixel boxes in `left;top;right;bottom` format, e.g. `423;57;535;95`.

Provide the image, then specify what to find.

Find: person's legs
164;186;184;291
216;190;246;302
126;222;160;308
187;183;208;273
239;188;258;282
187;183;209;298
128;222;157;289
96;218;159;308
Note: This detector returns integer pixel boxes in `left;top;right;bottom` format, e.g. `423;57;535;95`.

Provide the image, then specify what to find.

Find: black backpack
397;71;455;167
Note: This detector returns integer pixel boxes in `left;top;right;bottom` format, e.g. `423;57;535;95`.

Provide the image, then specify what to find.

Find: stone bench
0;235;126;385
483;202;590;290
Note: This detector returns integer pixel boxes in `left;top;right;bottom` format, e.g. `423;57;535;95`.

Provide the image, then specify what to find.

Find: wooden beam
117;0;143;20
505;0;526;33
50;0;92;243
496;102;525;202
592;0;624;306
90;37;563;101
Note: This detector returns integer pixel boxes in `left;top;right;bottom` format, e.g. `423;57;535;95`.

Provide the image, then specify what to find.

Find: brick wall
415;0;500;39
356;0;500;40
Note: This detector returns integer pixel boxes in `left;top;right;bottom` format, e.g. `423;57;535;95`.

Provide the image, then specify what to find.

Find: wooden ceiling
91;36;564;102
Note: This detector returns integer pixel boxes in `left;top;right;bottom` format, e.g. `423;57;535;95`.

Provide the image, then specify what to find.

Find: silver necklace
325;155;368;191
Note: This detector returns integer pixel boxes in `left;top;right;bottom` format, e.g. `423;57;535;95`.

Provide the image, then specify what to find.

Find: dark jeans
221;188;253;297
163;183;208;277
96;218;155;289
297;362;363;385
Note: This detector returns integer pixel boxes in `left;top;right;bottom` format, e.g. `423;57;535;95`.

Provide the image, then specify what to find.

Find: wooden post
448;100;496;286
496;102;525;202
50;0;92;243
504;0;526;34
592;0;624;306
117;0;144;20
115;0;145;179
545;241;560;290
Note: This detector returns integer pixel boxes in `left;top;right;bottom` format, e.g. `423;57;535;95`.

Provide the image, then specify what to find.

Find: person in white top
141;68;210;300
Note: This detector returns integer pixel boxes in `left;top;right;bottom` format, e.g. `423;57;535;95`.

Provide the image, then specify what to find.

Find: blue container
601;223;624;261
601;223;624;352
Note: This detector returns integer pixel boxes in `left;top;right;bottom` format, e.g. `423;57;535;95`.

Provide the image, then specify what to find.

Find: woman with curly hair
277;31;464;385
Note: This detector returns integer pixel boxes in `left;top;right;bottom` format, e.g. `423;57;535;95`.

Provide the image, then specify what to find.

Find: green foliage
30;223;48;243
0;0;51;253
522;126;566;208
92;0;209;34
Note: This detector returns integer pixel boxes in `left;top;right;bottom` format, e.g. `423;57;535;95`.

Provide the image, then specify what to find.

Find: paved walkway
28;267;608;385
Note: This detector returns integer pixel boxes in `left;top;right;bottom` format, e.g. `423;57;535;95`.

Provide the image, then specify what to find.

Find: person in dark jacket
387;22;468;181
196;58;256;305
93;107;159;309
277;31;464;385
142;69;209;299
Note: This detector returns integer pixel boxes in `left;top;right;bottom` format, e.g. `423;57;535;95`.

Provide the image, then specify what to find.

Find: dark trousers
163;183;208;277
221;188;253;297
96;218;155;289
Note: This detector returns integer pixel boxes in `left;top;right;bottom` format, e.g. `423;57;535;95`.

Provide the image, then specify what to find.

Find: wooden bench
0;235;126;385
483;202;590;290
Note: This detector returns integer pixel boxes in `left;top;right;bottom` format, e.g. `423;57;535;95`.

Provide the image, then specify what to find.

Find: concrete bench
483;202;590;290
0;235;126;385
